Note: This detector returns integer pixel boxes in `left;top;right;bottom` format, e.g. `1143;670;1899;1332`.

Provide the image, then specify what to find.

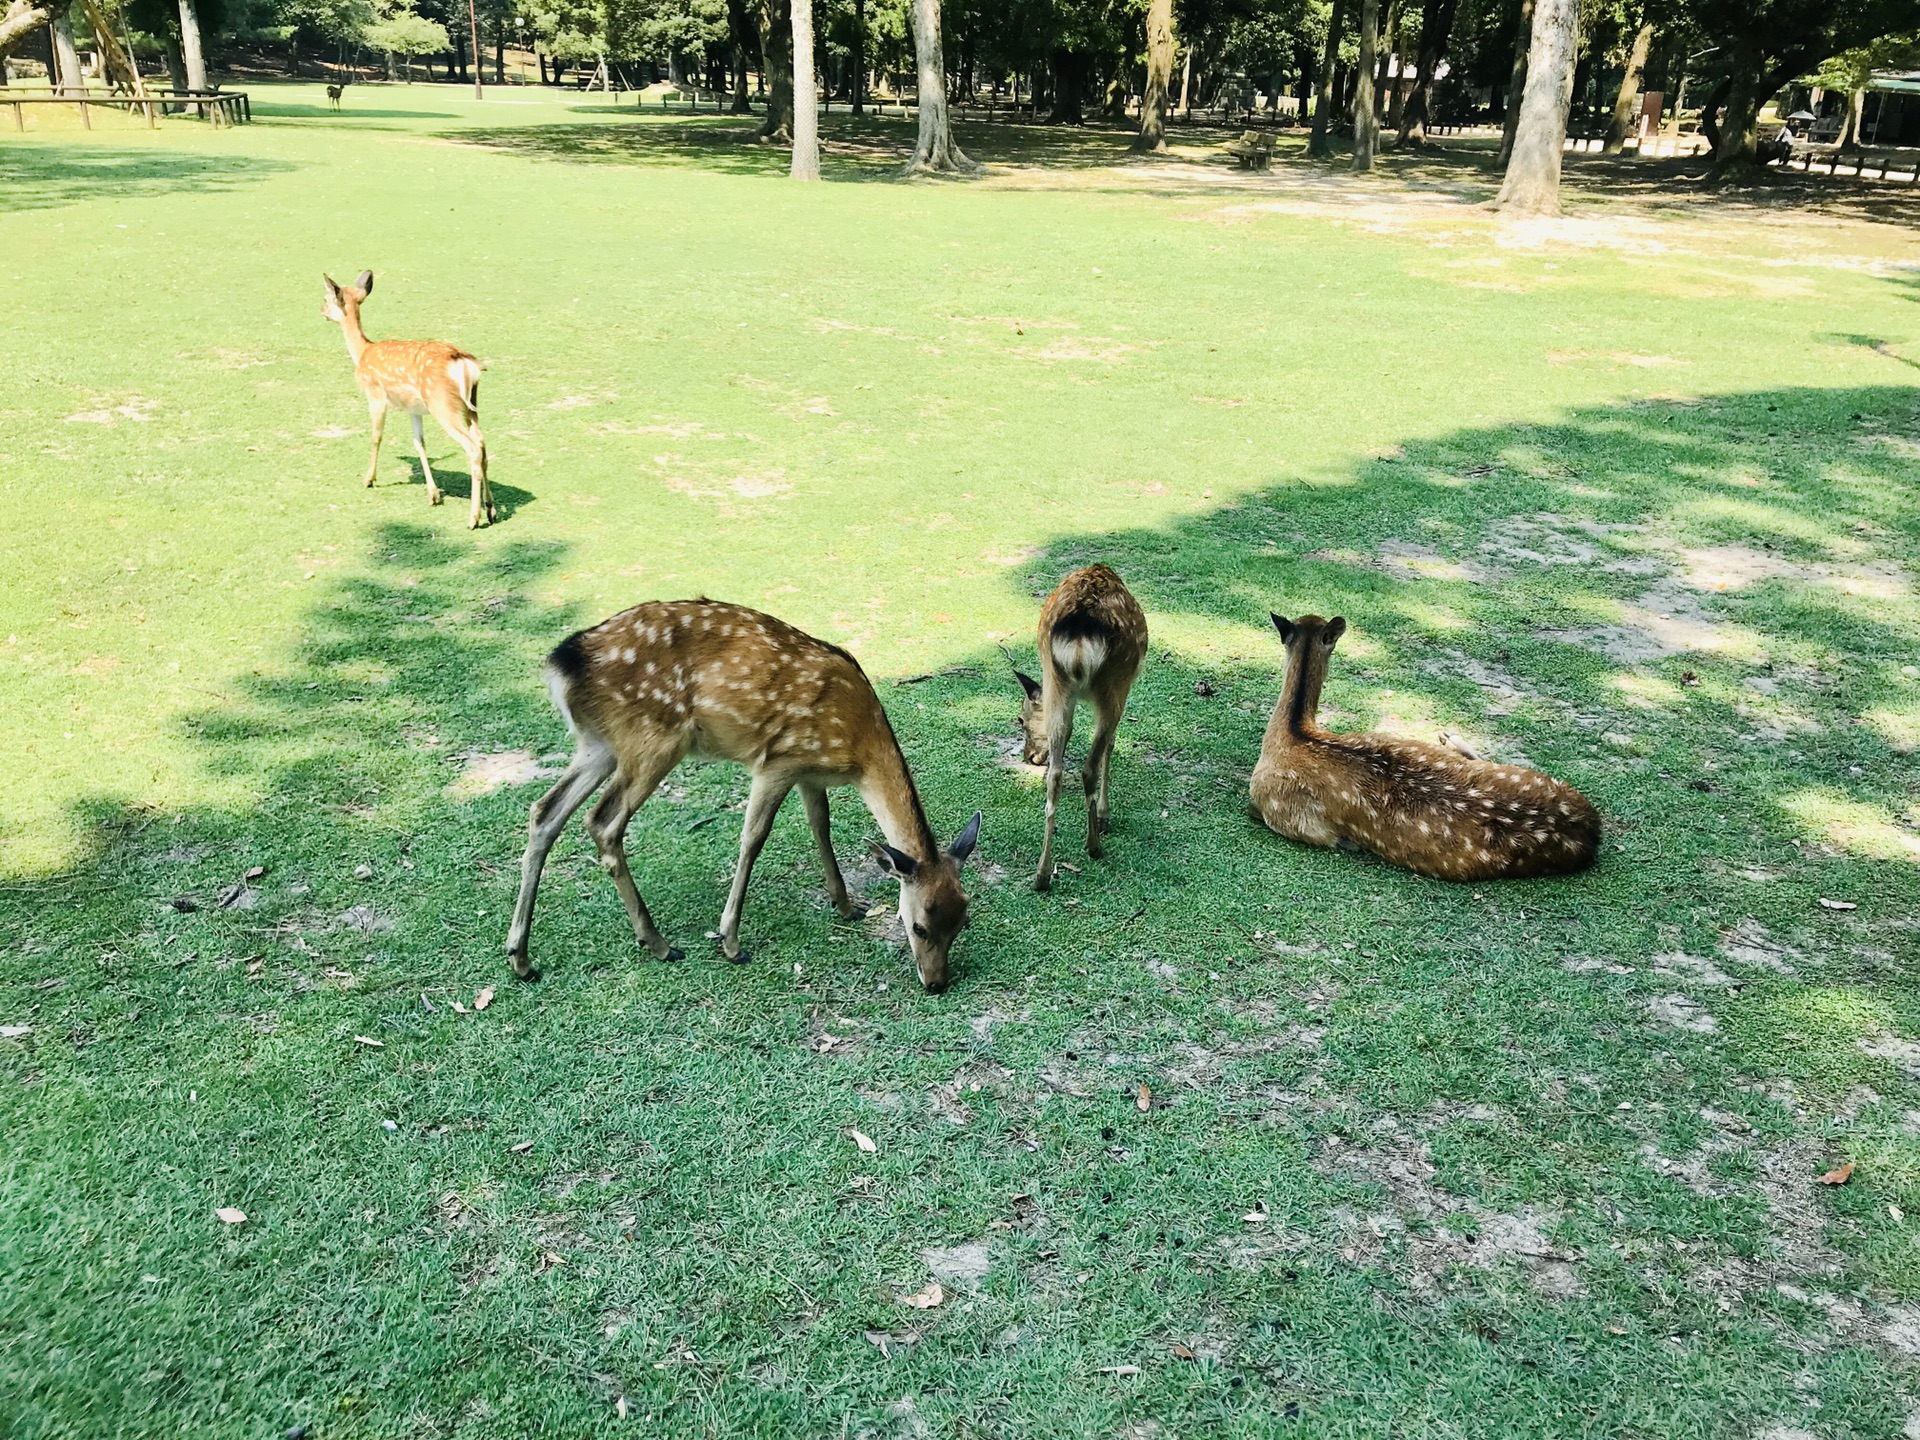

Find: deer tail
451;355;483;411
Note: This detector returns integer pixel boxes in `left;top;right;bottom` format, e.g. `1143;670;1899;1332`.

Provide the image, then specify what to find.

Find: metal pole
469;0;482;99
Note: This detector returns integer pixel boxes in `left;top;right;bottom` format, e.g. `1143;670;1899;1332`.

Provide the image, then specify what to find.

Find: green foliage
363;3;451;53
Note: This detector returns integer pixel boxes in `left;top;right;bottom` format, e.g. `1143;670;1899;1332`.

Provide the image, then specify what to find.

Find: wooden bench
1225;129;1272;171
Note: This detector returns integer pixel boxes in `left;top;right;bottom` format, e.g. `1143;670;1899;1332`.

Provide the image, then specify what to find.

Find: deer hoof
510;959;541;983
1033;872;1052;894
658;945;684;962
722;946;751;965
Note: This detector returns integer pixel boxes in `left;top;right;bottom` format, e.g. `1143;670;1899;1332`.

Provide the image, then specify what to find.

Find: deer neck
1264;646;1327;748
857;723;940;867
338;302;371;364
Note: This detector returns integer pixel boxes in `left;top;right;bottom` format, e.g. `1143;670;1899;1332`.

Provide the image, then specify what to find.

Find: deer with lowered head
506;599;983;992
1006;564;1148;891
320;270;495;528
1251;613;1600;880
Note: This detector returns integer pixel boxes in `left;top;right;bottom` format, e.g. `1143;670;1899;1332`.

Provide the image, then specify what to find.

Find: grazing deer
505;599;983;992
320;270;495;528
1250;613;1600;880
1005;564;1148;891
325;82;347;109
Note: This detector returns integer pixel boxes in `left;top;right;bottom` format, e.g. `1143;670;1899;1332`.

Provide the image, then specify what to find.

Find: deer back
355;338;478;414
1038;563;1148;702
549;600;895;781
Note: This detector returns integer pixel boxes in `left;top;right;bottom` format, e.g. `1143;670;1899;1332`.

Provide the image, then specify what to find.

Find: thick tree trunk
164;35;185;102
790;0;818;177
0;0;52;62
1176;44;1192;121
1351;0;1378;168
726;0;753;110
905;0;971;169
755;0;793;141
1397;0;1455;145
1840;87;1863;150
1711;43;1786;174
178;0;207;91
1132;0;1173;152
1492;0;1575;214
1602;19;1652;152
1049;48;1082;123
1372;0;1398;121
850;0;863;113
1495;0;1532;166
1307;0;1345;157
494;29;504;83
50;7;81;92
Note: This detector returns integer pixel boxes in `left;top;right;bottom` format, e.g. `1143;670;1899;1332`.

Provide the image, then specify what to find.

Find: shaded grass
2;81;1919;1438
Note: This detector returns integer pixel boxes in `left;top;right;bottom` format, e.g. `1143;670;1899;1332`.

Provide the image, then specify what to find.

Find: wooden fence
2;89;250;130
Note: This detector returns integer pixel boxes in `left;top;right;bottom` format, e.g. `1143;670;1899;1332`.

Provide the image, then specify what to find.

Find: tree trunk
790;0;818;177
1132;0;1173;152
1351;0;1379;169
1373;0;1398;121
1492;0;1575;214
1308;0;1345;157
1397;0;1455;145
74;0;141;93
494;28;503;83
1840;87;1863;150
0;0;52;62
50;7;81;92
1496;0;1531;165
177;0;207;90
849;0;864;113
164;35;185;100
1602;20;1652;153
1711;43;1779;173
1049;48;1082;123
755;0;792;141
1176;44;1192;121
906;0;971;169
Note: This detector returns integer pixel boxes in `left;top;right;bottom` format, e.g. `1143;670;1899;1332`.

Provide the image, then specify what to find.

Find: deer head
320;270;375;323
871;811;982;993
1000;645;1047;765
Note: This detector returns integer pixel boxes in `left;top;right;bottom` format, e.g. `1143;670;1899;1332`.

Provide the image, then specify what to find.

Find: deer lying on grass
1251;613;1600;880
506;599;982;992
320;270;495;528
1006;564;1148;891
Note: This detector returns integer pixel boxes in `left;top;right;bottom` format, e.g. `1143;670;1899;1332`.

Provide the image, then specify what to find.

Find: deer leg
505;738;616;980
584;750;684;961
717;772;794;961
363;398;386;486
1034;699;1074;893
1082;711;1119;858
800;783;856;918
409;411;442;505
433;397;490;529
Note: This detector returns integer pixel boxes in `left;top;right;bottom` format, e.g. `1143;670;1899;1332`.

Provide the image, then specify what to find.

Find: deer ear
355;270;374;297
323;274;341;298
1270;613;1296;644
870;841;919;880
1324;617;1347;644
948;811;982;863
1014;669;1041;702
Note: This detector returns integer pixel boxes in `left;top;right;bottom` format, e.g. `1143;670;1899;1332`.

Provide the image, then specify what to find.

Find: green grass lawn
3;82;1919;1439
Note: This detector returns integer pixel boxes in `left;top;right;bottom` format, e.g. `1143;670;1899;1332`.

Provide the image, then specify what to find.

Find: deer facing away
1007;564;1148;891
506;599;982;992
325;82;347;109
321;270;495;528
1251;613;1600;881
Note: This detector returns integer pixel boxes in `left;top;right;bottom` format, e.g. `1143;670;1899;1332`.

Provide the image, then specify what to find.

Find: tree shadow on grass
2;392;1918;1436
0;145;295;212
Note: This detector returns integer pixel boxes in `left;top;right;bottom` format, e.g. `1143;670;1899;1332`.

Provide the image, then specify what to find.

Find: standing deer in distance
1006;564;1149;892
1250;613;1600;881
506;599;983;993
325;82;347;109
320;270;495;529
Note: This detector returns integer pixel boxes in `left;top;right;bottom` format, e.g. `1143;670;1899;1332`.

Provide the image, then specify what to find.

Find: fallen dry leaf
473;986;494;1011
1818;898;1858;911
1242;1204;1269;1226
215;1207;247;1225
849;1128;878;1154
244;865;266;881
898;1281;944;1309
450;1001;468;1014
1819;1161;1855;1186
1169;1342;1196;1361
510;1139;535;1154
0;1025;30;1039
615;1396;630;1419
864;903;889;919
1097;1364;1141;1376
353;1035;384;1048
1136;1084;1151;1113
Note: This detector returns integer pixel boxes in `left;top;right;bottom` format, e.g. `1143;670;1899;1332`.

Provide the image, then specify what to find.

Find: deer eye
911;923;929;939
